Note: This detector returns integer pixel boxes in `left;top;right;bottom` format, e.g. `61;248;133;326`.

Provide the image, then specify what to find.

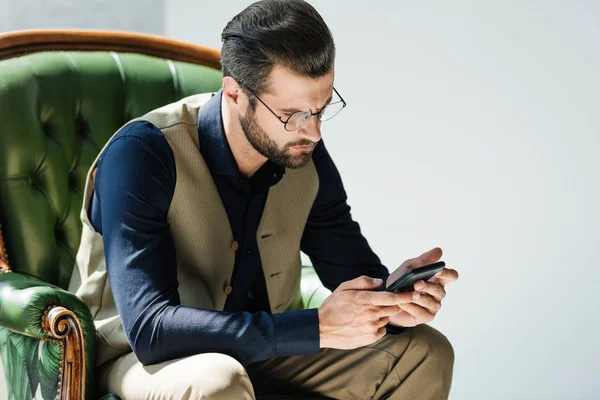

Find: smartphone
384;261;446;293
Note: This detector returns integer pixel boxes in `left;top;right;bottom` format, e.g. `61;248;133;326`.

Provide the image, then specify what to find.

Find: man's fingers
368;305;401;319
429;268;459;285
418;247;443;266
357;290;416;306
372;316;390;328
414;280;446;301
338;275;385;292
398;303;436;322
411;293;441;314
396;247;443;274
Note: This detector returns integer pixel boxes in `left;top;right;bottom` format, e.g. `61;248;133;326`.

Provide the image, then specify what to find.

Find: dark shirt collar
197;89;285;189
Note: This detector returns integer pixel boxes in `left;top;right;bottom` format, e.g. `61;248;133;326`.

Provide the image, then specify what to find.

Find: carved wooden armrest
42;306;87;400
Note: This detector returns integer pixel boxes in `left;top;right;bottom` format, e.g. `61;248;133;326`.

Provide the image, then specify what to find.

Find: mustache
286;139;315;148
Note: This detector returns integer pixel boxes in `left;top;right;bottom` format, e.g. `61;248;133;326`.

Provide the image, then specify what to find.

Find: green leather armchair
0;30;331;400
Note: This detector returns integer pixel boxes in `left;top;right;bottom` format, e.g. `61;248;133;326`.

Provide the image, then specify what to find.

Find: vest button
224;285;233;295
231;241;239;251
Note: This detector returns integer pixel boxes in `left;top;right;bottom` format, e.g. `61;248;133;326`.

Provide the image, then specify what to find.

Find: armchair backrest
0;30;222;289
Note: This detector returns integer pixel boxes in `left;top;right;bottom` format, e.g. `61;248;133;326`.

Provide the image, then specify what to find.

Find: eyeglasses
244;86;347;131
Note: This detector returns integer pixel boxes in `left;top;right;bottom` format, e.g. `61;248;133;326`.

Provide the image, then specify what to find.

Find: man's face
239;65;335;169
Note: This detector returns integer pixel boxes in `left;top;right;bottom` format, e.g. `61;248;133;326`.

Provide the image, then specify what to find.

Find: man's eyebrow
279;94;333;114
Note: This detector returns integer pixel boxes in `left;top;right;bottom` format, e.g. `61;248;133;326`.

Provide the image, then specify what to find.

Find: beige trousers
99;324;454;400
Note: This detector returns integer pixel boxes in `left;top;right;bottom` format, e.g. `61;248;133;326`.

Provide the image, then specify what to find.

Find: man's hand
386;247;459;328
318;276;417;350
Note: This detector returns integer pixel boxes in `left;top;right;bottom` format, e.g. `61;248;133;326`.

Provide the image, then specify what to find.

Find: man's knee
102;352;255;400
376;325;454;399
407;324;455;370
172;353;255;399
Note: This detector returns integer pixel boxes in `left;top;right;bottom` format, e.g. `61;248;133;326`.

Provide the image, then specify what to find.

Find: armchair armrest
0;272;96;399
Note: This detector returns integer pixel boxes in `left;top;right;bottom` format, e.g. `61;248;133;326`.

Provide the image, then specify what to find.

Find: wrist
317;308;330;349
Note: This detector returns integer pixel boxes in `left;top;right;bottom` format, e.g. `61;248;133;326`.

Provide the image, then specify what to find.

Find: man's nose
300;116;322;143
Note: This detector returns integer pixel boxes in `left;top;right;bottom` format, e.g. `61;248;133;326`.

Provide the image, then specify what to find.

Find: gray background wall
0;0;165;33
2;1;599;399
167;1;600;399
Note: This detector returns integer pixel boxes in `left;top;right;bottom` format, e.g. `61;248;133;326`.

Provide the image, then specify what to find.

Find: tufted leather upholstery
0;51;222;288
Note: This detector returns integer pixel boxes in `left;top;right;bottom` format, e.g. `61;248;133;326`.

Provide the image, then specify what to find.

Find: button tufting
54;225;64;241
42;123;52;137
75;117;89;137
68;174;81;192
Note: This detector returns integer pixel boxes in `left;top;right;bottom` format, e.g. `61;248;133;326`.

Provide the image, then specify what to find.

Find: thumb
419;247;443;265
339;275;384;291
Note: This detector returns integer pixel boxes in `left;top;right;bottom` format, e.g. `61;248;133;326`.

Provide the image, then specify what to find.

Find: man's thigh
246;324;454;400
98;351;255;400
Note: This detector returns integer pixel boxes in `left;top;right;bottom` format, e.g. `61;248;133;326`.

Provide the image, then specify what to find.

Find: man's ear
222;76;242;106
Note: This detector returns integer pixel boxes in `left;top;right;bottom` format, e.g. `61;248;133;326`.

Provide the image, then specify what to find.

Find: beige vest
69;94;319;365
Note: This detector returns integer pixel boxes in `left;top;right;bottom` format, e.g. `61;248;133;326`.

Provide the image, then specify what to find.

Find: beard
239;108;315;169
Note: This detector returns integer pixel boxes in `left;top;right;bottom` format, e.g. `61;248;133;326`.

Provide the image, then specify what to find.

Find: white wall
167;1;600;399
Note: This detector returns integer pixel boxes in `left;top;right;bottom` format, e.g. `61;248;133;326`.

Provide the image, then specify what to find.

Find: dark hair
221;0;335;106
